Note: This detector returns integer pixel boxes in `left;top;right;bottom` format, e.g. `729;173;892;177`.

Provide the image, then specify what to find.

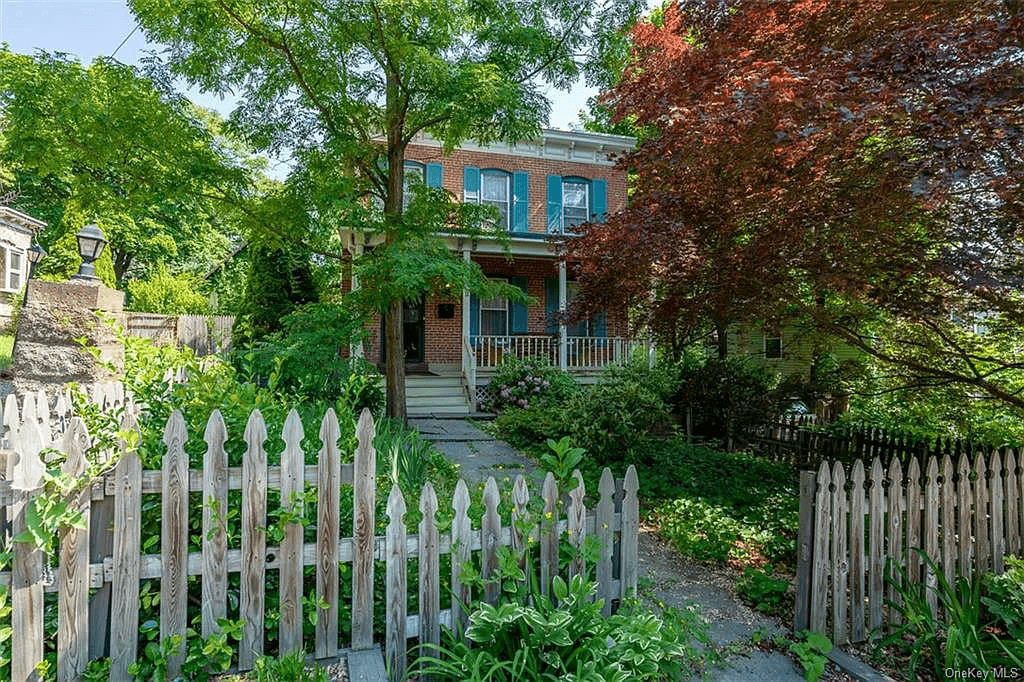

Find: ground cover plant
413;543;713;682
489;358;803;620
879;551;1024;681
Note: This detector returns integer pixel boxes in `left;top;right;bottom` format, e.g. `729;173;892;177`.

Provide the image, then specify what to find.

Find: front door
402;297;425;364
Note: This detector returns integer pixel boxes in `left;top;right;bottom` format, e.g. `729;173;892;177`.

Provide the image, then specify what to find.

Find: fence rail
794;451;1024;645
0;400;639;681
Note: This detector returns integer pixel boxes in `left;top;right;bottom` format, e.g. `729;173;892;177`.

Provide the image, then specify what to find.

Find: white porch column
462;248;472;337
350;242;364;359
558;259;568;370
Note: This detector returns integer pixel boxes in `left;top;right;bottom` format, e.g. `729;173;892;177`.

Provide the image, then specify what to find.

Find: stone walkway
408;417;546;486
408;416;828;682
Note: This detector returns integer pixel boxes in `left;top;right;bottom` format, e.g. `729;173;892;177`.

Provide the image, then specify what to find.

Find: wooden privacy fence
794;451;1024;645
755;416;1012;471
126;313;234;356
0;405;639;682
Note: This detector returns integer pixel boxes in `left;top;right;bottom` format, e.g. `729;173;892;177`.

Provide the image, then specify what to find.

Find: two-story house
341;128;649;415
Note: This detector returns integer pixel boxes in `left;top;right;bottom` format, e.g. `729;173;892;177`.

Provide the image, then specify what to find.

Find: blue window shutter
512;171;529;233
470;294;480;338
509;276;528;333
545;277;559;334
593;310;607;337
426;163;443;188
591;178;608;223
464;166;480;202
546;175;562;233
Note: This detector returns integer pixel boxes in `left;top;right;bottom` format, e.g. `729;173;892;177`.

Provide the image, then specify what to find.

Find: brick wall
405;144;628;234
353;255;627;367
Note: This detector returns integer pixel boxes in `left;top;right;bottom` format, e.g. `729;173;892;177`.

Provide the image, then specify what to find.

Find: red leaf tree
571;0;1024;407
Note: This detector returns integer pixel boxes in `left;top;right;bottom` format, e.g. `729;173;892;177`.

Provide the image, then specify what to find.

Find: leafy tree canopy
128;0;648;418
0;48;254;283
571;0;1024;410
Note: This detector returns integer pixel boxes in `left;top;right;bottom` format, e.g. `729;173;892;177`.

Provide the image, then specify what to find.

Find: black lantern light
22;242;47;306
71;223;107;281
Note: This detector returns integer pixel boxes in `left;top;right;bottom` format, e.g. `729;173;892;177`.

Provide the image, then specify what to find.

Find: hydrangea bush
485;356;579;412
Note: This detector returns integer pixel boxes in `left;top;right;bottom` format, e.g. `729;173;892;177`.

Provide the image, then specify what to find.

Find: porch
459;333;654;410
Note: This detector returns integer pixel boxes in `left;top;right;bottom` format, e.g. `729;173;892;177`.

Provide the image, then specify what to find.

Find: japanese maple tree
572;0;1024;408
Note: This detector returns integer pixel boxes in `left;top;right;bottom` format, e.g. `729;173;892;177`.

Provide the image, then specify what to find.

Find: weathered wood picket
0;399;639;682
794;451;1024;645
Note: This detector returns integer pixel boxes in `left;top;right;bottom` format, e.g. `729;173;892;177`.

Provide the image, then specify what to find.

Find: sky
0;0;600;130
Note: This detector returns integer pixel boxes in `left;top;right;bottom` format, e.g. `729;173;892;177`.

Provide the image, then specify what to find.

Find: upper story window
0;246;23;293
464;167;529;232
562;180;590;230
480;170;511;230
547;175;607;234
403;161;425;211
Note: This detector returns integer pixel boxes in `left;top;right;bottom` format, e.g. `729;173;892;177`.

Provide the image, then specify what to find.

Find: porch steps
406;374;472;417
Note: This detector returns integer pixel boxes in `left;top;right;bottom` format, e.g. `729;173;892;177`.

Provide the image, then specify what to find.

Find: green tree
126;266;211;315
0;49;252;283
128;0;647;420
232;244;319;348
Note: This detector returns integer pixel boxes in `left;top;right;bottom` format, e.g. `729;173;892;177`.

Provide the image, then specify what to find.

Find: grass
0;335;12;369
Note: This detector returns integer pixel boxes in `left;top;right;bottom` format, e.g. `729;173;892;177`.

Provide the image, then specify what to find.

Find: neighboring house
341;129;650;414
0;207;45;326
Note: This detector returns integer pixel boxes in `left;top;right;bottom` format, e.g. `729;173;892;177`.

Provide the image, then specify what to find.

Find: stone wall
6;280;125;395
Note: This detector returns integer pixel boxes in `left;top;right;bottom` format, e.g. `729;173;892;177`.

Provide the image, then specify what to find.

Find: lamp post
70;223;108;282
21;243;47;307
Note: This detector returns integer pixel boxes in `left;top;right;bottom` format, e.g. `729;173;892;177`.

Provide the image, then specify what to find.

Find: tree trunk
384;298;407;421
382;69;408;422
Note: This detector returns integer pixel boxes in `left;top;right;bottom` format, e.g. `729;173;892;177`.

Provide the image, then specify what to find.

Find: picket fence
794;451;1024;645
0;398;639;682
755;416;1010;471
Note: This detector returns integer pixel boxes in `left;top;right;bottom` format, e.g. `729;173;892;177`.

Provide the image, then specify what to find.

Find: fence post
794;470;817;632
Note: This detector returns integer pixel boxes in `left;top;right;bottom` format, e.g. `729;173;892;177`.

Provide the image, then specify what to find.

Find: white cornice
411;128;635;167
0;206;46;234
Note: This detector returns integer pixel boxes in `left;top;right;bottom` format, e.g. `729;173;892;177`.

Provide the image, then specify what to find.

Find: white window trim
0;245;23;294
403;161;426;211
477;170;511;230
562;178;590;231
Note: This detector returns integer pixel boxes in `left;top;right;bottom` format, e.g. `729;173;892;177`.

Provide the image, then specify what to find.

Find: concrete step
406;375;463;385
408;404;472;417
407;385;468;398
408;395;471;408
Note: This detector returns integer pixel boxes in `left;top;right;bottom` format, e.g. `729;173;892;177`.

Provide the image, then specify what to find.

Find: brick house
341;129;651;414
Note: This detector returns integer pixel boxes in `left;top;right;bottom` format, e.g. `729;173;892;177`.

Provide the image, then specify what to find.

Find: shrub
674;358;776;447
485;356;578;412
561;360;678;464
235;303;381;411
232;244;320;346
126;266;210;314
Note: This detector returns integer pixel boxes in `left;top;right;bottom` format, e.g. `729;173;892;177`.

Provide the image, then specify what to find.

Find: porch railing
471;335;651;371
